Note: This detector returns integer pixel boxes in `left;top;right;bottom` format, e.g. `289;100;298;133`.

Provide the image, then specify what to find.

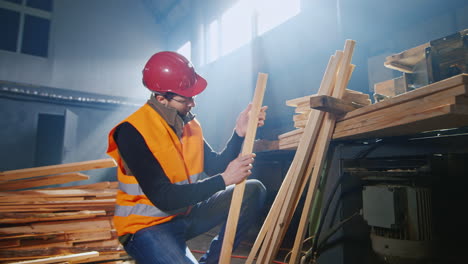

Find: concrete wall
0;0;162;175
0;83;139;182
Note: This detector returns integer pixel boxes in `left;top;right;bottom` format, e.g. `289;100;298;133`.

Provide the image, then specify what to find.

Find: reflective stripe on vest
115;203;188;218
118;172;208;196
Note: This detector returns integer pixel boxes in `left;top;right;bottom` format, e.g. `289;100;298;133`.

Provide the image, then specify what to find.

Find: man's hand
221;153;256;186
235;103;268;137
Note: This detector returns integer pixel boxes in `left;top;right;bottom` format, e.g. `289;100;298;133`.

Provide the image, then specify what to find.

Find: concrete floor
186;225;253;264
186;224;291;264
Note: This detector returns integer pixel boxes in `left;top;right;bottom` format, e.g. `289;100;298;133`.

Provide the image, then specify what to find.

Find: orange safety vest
107;104;204;236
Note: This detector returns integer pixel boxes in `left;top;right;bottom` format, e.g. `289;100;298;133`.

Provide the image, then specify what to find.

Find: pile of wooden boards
278;89;371;149
246;39;356;264
334;73;468;140
0;159;129;264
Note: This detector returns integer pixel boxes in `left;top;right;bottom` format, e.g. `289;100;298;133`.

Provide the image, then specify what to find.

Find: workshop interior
0;0;467;263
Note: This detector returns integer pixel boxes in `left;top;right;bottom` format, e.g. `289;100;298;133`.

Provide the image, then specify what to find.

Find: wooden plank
278;128;304;139
0;197;85;204
246;159;300;264
0;204;114;213
219;73;268;263
338;74;468;122
309;95;359;115
289;39;356;264
286;95;311;107
293;112;310;122
342;89;371;106
247;53;343;264
73;253;122;264
0;239;20;248
333;104;468;140
0;159;116;181
287;89;368;108
74;239;120;247
9;242;73;250
0;229;114;242
257;51;346;264
335;85;467;133
294;103;312;114
278;132;304;146
334;86;468;139
278;141;299;150
0;247;121;261
0;173;90;191
0;189;117;199
374;76;407;98
43;181;118;190
67;231;114;243
294;119;307;128
8;252;99;264
0;210;107;224
0;218;112;235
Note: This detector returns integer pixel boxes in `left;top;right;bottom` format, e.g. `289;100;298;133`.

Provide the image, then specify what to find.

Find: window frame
0;0;52;57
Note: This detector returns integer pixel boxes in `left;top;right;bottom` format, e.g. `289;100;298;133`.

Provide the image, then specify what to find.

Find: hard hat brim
176;73;207;97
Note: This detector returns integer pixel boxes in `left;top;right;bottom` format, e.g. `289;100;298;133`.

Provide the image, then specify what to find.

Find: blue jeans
123;179;266;264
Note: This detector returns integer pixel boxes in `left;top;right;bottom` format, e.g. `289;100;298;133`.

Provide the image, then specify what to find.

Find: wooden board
309;95;359;115
0;218;113;235
338;74;468;122
0;159;116;181
333;74;468;139
0;160;126;264
219;73;268;263
289;40;356;264
248;48;347;264
8;251;100;264
0;173;90;191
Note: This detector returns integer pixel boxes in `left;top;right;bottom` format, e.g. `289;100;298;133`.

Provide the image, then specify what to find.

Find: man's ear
155;94;168;105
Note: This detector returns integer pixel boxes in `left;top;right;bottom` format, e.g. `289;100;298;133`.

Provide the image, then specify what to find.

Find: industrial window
0;0;53;57
255;0;300;35
0;8;20;52
207;20;220;63
25;0;53;12
220;0;252;57
205;0;300;64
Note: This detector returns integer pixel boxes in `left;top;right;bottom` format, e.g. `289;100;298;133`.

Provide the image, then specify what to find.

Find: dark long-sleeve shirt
113;121;244;212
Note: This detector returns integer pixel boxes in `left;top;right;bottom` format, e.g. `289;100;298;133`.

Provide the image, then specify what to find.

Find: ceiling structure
140;0;190;31
139;0;467;42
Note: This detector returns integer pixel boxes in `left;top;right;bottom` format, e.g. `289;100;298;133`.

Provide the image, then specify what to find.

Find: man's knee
244;179;267;206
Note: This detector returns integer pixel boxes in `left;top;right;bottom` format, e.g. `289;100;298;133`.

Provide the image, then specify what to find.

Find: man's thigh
124;220;197;264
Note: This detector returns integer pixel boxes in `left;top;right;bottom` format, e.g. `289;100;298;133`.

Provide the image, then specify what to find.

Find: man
107;51;267;263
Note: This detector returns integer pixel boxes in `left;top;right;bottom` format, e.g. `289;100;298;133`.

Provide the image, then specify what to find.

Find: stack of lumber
333;73;468;140
246;39;356;264
279;89;371;149
0;159;129;264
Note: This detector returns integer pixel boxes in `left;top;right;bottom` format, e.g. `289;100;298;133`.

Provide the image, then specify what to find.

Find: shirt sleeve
203;130;245;176
113;122;226;212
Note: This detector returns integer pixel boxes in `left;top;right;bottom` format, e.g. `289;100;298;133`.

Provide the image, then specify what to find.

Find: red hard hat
142;51;207;97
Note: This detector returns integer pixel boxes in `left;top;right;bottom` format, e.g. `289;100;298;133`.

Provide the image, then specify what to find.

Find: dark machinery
308;129;468;264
